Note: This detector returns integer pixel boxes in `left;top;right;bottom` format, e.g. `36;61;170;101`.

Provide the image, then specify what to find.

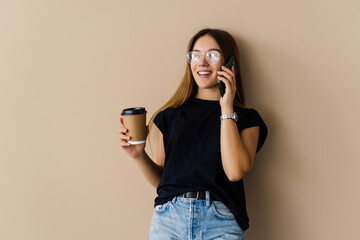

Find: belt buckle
183;191;199;200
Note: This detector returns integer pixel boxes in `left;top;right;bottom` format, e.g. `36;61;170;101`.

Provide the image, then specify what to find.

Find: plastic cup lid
121;107;147;115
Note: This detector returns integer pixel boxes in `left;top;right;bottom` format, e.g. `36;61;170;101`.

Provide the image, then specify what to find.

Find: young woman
119;28;268;239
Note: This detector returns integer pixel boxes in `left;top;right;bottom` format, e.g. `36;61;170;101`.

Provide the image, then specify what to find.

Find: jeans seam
187;200;191;240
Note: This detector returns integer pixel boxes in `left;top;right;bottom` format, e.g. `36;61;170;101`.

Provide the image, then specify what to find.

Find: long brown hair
148;28;245;141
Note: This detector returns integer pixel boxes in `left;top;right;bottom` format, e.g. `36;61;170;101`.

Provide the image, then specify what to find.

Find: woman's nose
198;53;209;65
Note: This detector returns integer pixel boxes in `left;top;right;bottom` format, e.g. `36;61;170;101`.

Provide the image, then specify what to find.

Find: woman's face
190;35;224;90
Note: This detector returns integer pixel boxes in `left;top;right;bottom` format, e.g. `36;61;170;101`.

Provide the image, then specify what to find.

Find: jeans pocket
154;201;170;214
210;201;236;220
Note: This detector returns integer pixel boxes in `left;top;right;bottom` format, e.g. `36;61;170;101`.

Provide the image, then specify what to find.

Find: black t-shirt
153;96;268;231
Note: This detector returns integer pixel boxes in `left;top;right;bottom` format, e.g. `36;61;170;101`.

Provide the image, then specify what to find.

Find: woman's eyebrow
192;48;221;52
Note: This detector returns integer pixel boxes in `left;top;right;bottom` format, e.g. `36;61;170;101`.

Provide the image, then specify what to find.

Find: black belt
181;191;217;201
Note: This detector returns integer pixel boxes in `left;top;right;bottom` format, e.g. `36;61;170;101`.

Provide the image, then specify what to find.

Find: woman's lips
197;71;212;78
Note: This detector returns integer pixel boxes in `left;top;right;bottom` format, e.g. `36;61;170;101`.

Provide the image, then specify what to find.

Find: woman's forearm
220;113;252;182
134;150;164;188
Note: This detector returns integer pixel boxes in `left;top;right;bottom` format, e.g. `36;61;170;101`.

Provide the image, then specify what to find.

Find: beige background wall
1;0;359;239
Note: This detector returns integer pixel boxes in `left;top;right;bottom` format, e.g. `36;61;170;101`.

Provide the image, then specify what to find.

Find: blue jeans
149;191;244;240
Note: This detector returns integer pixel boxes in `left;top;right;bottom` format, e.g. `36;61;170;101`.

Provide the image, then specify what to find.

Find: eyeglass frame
186;49;222;65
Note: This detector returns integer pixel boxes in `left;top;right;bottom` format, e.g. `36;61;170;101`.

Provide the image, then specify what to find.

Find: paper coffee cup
121;107;147;144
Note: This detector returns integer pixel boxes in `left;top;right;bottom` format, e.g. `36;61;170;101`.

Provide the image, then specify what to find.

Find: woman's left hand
217;65;236;113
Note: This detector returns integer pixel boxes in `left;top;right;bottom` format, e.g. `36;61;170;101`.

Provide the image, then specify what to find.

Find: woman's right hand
118;117;148;160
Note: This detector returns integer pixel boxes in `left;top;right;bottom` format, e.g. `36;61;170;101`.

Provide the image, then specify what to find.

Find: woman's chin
194;78;217;89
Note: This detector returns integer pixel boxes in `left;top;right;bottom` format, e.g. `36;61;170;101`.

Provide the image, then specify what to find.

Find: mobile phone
217;56;238;97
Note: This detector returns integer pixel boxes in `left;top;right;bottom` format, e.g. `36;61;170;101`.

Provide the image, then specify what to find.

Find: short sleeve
153;110;165;134
239;108;268;153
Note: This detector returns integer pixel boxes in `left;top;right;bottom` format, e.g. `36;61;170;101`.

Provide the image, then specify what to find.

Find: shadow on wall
233;36;285;239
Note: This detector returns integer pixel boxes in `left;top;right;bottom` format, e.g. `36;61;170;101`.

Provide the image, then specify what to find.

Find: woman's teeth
198;71;212;75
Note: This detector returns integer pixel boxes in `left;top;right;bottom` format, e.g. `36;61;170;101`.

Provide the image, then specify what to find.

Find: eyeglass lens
187;51;220;65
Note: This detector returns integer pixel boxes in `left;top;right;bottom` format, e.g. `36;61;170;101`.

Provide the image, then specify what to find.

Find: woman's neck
195;87;221;100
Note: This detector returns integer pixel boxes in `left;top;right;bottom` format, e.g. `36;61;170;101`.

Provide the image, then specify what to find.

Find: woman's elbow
226;170;247;182
226;162;254;182
227;173;243;182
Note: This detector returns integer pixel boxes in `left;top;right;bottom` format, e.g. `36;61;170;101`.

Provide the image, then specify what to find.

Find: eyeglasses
186;50;221;65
